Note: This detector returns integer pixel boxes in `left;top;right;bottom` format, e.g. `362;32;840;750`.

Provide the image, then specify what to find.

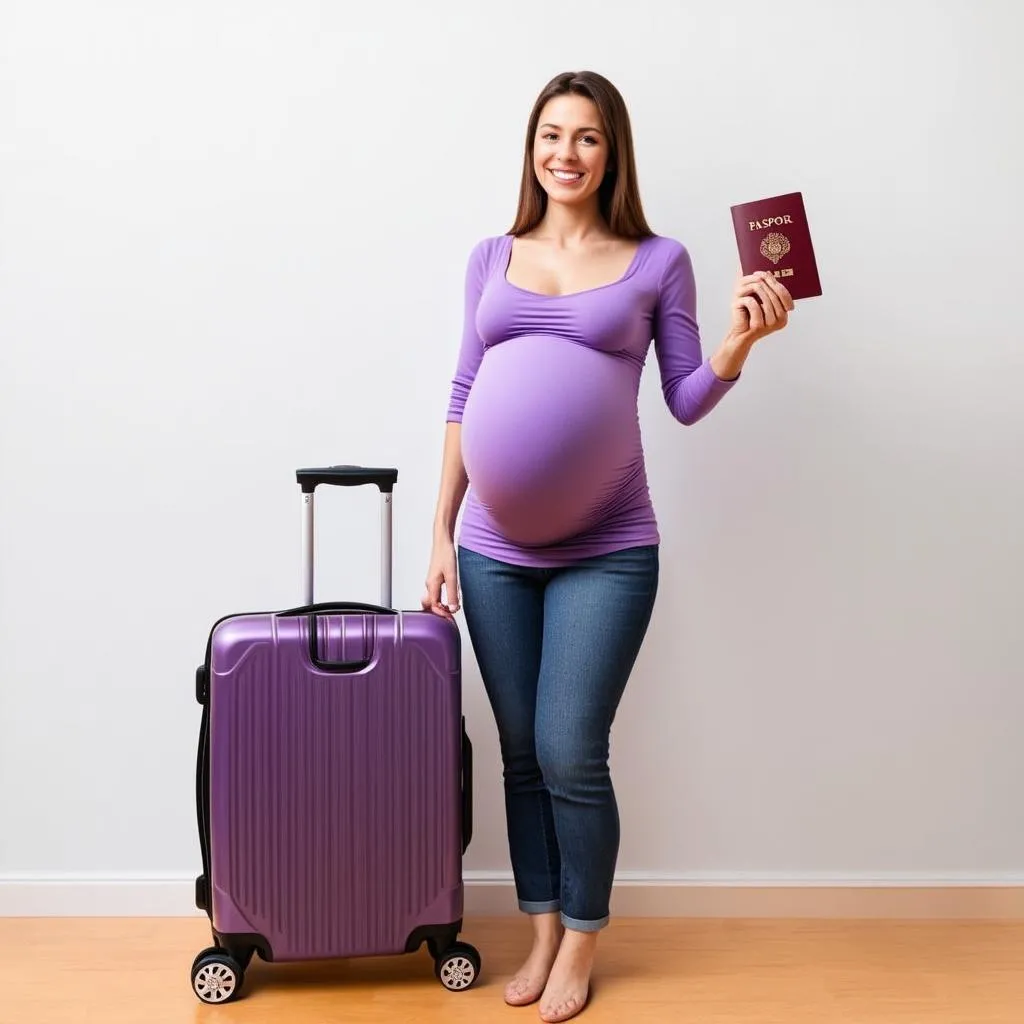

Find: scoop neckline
500;233;652;299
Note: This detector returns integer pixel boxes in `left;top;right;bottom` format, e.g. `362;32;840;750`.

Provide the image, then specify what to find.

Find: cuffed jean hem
560;913;609;933
518;899;561;914
459;543;658;949
518;900;611;933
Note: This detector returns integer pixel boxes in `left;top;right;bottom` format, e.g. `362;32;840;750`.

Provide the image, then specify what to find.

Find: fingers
738;295;763;332
735;271;793;336
737;275;780;318
421;574;442;614
422;568;459;619
445;568;461;615
760;275;785;321
761;272;795;311
752;284;778;327
422;573;448;619
760;282;783;326
737;271;794;310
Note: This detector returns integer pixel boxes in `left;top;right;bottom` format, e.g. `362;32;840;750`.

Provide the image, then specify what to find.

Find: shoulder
631;234;695;296
465;234;511;275
642;234;693;272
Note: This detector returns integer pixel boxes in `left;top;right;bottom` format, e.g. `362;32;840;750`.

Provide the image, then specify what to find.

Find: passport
730;191;822;300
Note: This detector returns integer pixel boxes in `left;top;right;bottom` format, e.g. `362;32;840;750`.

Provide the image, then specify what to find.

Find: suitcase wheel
434;941;481;992
190;947;244;1004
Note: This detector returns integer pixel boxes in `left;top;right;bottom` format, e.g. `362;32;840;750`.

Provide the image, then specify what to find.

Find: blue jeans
457;543;659;932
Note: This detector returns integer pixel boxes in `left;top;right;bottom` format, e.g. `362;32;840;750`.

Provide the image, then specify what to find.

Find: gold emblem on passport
760;232;791;265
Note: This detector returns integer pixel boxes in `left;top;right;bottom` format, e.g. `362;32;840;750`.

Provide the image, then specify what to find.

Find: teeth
551;170;583;181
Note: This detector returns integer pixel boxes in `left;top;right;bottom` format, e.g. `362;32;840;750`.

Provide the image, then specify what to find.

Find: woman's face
532;93;609;209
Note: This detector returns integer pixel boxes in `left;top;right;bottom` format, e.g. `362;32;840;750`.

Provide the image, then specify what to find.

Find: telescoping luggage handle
293;465;473;852
296;465;398;609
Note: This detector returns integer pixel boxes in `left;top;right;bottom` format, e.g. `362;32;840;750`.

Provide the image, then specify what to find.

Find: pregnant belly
460;335;639;546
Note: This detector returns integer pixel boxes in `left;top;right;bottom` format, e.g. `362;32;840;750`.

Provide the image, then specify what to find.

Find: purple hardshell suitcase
190;466;478;1004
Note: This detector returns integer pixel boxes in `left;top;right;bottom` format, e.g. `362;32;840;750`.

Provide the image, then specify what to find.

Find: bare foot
538;929;597;1023
505;914;564;1007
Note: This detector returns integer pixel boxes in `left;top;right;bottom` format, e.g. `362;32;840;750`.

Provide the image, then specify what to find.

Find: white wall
2;0;1022;909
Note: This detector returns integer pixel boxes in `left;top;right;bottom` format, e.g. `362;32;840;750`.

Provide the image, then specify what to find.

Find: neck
535;199;608;246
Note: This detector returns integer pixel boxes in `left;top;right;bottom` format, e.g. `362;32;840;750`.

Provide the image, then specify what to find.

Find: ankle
534;925;565;952
531;911;565;948
556;928;599;955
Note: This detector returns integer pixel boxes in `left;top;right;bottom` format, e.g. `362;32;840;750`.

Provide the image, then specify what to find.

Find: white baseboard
3;872;1024;919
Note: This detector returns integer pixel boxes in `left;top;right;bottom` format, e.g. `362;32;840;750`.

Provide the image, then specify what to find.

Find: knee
535;728;609;798
497;727;543;785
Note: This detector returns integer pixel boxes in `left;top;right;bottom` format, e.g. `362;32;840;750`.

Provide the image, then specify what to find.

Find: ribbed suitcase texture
198;608;466;963
191;465;479;1005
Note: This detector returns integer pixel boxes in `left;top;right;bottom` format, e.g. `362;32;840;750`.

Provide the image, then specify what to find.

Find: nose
557;137;576;162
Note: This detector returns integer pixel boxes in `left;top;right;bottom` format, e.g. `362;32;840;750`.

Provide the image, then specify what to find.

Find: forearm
432;421;469;542
710;330;756;381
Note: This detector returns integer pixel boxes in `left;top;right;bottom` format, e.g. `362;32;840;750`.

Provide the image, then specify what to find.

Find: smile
549;169;584;183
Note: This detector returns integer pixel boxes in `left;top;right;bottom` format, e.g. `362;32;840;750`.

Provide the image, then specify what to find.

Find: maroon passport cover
730;191;821;300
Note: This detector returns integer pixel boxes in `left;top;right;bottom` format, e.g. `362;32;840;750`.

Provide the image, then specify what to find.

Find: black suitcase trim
194;611;277;964
194;609;474;969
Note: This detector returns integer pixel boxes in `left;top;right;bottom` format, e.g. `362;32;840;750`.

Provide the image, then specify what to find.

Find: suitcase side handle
297;465;396;607
461;718;473;853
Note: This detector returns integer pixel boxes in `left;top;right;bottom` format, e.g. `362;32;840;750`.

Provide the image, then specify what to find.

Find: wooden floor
2;915;1024;1023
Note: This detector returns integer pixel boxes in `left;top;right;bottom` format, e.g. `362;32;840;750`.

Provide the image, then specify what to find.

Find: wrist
712;332;754;380
722;329;754;355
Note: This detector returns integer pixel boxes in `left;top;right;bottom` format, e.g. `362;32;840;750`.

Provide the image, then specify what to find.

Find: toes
505;976;543;1006
539;993;588;1023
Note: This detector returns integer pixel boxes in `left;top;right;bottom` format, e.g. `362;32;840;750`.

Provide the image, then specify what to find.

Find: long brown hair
508;70;654;239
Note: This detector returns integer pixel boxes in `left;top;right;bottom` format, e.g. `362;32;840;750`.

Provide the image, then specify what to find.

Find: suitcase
190;465;479;1004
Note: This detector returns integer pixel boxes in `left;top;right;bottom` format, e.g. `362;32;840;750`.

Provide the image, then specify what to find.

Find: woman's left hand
729;270;795;346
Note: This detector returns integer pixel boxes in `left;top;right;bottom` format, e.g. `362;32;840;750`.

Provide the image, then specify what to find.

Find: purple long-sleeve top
446;232;738;567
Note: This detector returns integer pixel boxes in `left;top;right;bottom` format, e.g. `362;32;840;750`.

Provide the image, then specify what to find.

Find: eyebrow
540;123;604;134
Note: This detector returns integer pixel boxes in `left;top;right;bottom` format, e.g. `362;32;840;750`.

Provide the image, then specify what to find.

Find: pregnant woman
422;70;794;1022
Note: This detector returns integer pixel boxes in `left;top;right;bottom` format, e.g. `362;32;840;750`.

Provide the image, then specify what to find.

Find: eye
540;132;558;141
580;135;598;145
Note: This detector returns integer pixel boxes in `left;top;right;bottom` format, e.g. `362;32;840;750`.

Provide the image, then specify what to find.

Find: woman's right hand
422;536;460;620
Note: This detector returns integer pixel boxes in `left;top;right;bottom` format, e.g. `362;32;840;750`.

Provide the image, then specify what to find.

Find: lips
549;168;584;183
